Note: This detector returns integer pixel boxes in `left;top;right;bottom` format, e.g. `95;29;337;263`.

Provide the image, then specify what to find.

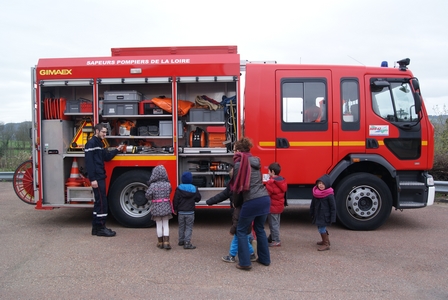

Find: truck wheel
335;173;392;230
108;170;155;228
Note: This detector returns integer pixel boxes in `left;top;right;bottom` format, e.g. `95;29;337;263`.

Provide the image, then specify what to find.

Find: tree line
0;121;32;171
430;106;448;181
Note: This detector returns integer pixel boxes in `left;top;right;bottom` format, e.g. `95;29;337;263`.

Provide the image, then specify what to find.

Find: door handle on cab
366;138;379;149
276;138;290;148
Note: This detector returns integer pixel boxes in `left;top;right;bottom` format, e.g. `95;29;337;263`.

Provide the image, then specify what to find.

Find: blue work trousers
237;197;270;267
92;179;108;228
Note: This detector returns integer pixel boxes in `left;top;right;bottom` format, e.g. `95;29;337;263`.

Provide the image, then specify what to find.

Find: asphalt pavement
1;182;447;300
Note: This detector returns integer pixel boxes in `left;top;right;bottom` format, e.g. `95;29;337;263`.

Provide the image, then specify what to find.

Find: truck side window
341;79;360;131
371;80;418;122
281;79;327;131
282;81;326;121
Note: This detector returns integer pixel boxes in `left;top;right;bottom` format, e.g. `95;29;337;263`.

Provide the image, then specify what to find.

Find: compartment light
98;77;171;84
200;76;216;82
177;77;199;83
216;76;237;82
98;78;122;84
177;76;237;83
121;78;146;84
145;77;171;83
40;79;93;86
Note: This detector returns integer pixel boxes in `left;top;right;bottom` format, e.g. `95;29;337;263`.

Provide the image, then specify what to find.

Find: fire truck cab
243;58;435;230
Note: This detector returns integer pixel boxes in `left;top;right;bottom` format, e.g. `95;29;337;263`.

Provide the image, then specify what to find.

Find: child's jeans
178;212;195;243
229;233;254;257
268;213;281;242
318;226;327;234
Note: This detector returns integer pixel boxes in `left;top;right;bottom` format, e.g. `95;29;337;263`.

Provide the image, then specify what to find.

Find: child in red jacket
265;162;287;247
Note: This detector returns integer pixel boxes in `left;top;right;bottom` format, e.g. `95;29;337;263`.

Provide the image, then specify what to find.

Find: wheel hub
133;190;148;206
120;183;150;218
347;186;380;220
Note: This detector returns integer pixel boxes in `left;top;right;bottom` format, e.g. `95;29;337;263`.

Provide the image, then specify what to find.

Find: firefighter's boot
163;236;172;250
157;236;163;249
92;226;116;237
317;230;330;246
317;233;330;251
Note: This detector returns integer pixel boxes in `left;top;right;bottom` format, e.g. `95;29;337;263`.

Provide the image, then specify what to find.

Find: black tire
108;170;155;228
335;172;392;230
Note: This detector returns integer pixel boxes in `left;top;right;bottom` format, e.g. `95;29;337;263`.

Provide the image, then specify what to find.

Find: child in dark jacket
265;162;287;247
223;202;257;263
310;174;336;251
173;171;201;249
205;167;257;263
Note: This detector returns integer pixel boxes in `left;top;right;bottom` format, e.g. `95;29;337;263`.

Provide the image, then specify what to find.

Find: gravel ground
1;182;448;300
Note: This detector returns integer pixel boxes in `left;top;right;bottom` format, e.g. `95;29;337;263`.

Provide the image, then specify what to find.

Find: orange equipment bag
150;97;194;116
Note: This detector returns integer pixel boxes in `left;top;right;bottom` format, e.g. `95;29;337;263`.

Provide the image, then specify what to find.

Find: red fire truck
13;45;435;230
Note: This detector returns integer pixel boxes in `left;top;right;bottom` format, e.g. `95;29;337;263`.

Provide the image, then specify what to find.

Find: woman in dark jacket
231;137;271;270
310;174;336;251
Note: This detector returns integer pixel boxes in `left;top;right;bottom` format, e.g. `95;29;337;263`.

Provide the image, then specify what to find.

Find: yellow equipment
69;119;109;151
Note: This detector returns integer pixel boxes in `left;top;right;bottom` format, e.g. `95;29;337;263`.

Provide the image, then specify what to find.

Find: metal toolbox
65;98;93;113
187;108;225;123
104;90;142;101
159;120;184;137
67;187;94;203
139;100;170;115
207;126;226;147
102;100;139;115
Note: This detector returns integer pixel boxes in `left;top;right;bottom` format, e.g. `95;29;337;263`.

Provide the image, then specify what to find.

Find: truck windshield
371;81;418;122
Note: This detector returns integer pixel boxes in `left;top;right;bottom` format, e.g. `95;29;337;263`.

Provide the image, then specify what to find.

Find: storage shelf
63;152;85;158
190;171;229;175
115;153;174;156
186;121;225;125
65;112;94;116
68;198;94;202
106;135;173;139
101;114;172;119
198;187;226;191
179;153;232;157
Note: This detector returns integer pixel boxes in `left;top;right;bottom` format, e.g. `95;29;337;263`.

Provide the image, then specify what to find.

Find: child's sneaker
221;255;236;263
269;241;281;247
183;241;196;249
250;253;257;262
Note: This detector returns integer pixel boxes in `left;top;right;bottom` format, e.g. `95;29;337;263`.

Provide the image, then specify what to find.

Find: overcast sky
1;0;447;124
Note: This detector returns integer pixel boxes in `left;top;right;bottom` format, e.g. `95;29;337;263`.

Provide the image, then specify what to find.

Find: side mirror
411;78;420;91
410;78;422;114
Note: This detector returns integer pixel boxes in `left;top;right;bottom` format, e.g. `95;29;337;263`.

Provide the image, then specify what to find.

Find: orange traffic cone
66;158;82;186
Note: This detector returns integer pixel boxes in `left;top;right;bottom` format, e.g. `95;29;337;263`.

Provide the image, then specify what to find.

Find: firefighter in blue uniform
85;123;123;237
